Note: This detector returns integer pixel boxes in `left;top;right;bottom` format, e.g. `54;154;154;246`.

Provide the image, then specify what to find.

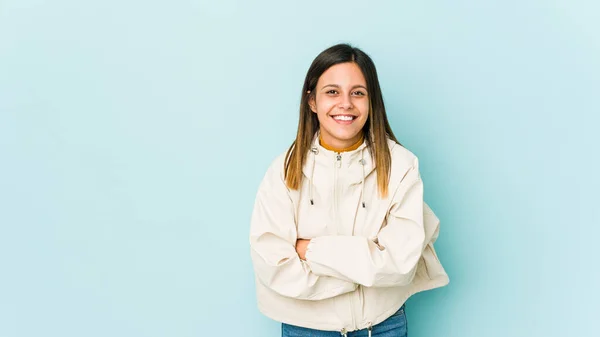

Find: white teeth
333;115;354;121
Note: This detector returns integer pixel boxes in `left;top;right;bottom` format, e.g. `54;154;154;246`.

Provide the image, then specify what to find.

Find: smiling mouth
331;115;357;121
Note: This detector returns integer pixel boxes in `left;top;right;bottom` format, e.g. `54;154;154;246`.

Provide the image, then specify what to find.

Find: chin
330;131;362;141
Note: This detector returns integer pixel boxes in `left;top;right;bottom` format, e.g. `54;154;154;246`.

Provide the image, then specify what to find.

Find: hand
295;239;311;261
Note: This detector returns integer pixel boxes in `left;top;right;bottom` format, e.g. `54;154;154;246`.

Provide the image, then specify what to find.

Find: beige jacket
249;135;449;333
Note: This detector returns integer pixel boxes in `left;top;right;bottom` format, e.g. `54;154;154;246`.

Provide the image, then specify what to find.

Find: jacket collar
302;132;376;184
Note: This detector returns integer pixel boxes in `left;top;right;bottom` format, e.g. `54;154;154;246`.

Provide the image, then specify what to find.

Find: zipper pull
336;153;342;168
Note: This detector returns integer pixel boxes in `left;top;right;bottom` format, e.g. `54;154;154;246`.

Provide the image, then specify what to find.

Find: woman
249;44;449;337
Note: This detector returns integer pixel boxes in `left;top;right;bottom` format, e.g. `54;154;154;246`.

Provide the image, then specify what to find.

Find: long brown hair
284;43;399;198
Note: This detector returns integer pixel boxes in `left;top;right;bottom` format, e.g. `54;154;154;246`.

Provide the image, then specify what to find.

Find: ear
308;91;317;113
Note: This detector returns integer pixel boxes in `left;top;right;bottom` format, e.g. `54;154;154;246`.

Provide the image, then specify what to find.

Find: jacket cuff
304;237;330;276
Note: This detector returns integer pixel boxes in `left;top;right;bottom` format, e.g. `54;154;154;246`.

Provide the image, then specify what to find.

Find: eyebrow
321;84;368;91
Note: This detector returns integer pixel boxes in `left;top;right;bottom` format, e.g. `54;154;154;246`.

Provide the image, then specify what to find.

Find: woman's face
309;62;369;150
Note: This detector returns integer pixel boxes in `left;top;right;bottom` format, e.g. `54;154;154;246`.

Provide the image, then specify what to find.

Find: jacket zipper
334;153;341;234
335;153;359;331
354;285;364;330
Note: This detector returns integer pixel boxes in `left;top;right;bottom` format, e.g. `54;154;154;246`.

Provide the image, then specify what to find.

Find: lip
330;114;358;125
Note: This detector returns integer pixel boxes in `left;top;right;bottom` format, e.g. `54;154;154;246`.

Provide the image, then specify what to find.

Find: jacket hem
257;275;450;332
257;302;343;332
365;276;450;329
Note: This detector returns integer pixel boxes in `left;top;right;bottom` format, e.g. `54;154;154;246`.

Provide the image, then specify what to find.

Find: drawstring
310;146;366;209
340;323;372;336
309;147;318;205
314;145;370;337
359;148;366;208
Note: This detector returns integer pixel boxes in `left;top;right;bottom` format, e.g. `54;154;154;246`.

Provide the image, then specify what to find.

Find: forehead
318;62;366;86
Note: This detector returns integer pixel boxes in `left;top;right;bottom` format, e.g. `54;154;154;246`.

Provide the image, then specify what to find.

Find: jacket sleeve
249;156;358;300
305;157;430;288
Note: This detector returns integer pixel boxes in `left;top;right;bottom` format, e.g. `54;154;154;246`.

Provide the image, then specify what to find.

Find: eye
352;91;366;96
326;90;338;95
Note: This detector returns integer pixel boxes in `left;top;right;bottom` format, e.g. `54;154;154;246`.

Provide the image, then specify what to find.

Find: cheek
356;100;370;116
316;98;337;115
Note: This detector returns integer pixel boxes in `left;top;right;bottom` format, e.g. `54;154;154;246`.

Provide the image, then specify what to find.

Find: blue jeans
281;304;407;337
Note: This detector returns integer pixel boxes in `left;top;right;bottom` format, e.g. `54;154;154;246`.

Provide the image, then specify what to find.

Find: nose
338;94;354;110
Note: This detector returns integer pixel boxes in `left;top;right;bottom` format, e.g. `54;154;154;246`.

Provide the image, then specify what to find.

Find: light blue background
1;0;599;336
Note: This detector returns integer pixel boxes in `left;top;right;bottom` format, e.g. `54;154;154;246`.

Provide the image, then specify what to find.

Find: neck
319;133;364;153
